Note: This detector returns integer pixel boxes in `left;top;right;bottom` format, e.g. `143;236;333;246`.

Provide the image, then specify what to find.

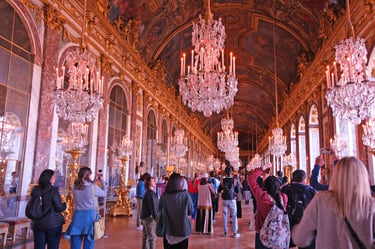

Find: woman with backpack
248;168;288;249
29;169;66;249
65;167;107;249
292;157;375;249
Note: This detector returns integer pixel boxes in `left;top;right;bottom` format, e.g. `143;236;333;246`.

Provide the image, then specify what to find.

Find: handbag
344;217;366;249
92;185;105;240
156;195;167;237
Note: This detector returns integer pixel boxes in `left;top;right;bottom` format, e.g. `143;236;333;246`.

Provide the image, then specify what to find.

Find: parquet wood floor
7;200;256;249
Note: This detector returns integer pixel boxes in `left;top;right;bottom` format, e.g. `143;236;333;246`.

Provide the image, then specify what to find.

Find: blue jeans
70;234;94;249
222;199;238;234
33;226;62;249
189;193;198;219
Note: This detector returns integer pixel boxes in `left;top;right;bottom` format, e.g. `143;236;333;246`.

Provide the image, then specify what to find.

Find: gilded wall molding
21;0;41;23
43;4;64;33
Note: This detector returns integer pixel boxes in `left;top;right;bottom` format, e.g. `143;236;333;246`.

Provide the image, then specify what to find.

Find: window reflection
107;85;128;199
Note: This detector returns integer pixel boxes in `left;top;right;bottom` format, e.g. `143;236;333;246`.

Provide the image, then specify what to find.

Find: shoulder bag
344;217;366;249
156;195;167;237
92;184;105;240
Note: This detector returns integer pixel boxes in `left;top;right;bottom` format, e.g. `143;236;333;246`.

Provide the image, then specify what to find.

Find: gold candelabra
110;156;133;216
62;149;84;230
0;159;7;196
166;165;175;177
283;165;294;182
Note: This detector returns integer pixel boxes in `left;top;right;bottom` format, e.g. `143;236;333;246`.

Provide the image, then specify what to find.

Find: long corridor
9;200;256;249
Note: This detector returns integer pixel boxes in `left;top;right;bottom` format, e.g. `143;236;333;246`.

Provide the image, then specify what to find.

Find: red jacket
188;179;200;194
247;168;287;232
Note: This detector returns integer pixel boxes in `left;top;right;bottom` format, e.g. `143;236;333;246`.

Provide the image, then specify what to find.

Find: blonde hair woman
292;157;375;248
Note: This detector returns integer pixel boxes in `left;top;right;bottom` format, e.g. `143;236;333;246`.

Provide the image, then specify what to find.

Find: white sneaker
233;233;240;238
136;225;143;231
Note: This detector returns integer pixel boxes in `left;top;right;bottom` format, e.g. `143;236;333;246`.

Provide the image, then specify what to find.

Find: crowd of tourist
27;154;375;249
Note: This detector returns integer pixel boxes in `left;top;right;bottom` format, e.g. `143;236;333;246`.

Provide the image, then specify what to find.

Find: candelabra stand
283;165;294;182
0;159;6;196
62;149;84;230
110;156;133;217
166;165;175;177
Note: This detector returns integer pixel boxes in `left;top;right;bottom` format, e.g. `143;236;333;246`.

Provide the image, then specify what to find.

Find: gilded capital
22;0;41;23
44;4;65;33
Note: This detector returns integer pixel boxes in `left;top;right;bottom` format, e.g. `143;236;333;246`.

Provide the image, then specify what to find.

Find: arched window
309;105;320;173
290;124;296;154
0;2;33;218
298;116;306;172
147;110;157;175
107;85;128;197
335;118;356;157
157;119;168;178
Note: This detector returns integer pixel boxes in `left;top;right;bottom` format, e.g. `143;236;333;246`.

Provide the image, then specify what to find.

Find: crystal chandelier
251;153;262;168
330;135;347;158
213;158;221;170
269;16;287;158
178;0;238;117
282;153;296;167
117;134;133;158
170;129;188;158
325;0;375;125
362;118;375;153
55;0;104;123
0;114;16;154
217;116;238;153
225;146;239;164
63;122;89;151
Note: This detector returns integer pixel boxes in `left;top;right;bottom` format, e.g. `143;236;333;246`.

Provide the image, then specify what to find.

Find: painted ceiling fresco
107;0;341;151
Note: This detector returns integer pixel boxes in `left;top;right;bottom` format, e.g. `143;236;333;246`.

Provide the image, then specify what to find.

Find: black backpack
286;186;307;227
222;178;235;200
26;191;49;220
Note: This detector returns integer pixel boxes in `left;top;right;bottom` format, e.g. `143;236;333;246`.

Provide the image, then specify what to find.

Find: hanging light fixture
217;115;238;153
325;0;375;125
178;0;238;117
330;135;347;158
362;118;375;154
268;11;287;159
55;0;104;124
170;129;188;158
282;153;296;167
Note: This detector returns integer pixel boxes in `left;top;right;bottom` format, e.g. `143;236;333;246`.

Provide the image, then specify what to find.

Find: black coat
30;185;66;231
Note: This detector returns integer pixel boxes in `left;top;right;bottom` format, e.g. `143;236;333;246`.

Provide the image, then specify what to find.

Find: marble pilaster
32;25;60;183
129;86;138;180
96;72;110;174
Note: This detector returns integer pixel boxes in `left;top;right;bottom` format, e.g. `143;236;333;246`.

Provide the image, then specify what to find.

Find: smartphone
320;148;332;155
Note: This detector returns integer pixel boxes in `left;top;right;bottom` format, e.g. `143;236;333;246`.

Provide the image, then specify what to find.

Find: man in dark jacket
141;176;158;249
282;170;316;249
218;161;240;238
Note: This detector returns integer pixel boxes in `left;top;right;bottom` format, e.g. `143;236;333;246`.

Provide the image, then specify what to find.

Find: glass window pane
0;84;6;116
0;5;13;41
108;105;115;127
5;89;28;126
121;113;127;131
108;127;114;147
9;54;31;92
0;47;10;83
110;88;116;101
115;109;122;128
13;14;31;52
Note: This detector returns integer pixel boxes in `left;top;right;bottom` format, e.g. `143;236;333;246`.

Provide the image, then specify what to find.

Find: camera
320;148;332;155
97;169;103;180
